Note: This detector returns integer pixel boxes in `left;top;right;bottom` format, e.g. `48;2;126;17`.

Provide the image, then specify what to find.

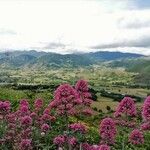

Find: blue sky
136;0;150;9
0;0;150;55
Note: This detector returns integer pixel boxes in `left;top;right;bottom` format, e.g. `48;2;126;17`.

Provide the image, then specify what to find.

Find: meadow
0;66;150;150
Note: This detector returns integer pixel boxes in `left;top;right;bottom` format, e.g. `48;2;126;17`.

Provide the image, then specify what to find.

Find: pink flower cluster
34;98;43;112
114;97;137;117
53;135;66;146
99;118;116;144
53;135;78;149
20;139;32;150
0;100;11;115
69;123;87;134
99;144;110;150
82;108;93;116
50;84;78;115
142;96;150;121
49;80;93;122
0;98;54;149
141;122;150;131
41;123;50;132
75;80;92;106
68;137;77;146
20;115;32;127
129;129;144;145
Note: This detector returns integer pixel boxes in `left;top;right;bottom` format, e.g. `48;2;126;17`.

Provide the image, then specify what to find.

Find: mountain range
0;50;144;68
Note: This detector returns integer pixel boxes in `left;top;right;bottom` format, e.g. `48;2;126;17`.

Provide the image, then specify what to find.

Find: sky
0;0;150;55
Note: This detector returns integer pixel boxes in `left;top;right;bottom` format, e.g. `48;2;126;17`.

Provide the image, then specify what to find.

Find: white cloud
0;0;150;55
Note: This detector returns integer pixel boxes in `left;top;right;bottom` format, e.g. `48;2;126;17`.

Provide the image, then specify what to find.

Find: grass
92;97;119;112
0;87;53;105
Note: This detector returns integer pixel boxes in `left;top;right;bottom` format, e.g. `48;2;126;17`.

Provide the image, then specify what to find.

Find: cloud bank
0;0;150;55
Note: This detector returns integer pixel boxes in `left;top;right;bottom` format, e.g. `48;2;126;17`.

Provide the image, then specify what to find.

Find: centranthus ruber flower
34;98;43;112
129;129;144;145
20;99;29;107
141;122;150;131
69;123;87;134
20;139;32;150
18;99;30;116
53;135;66;146
0;100;11;115
20;115;32;127
41;123;50;133
82;108;93;116
114;97;137;117
68;137;77;146
75;80;93;106
99;144;110;150
142;96;150;121
99;118;116;144
50;84;78;115
21;128;32;139
54;84;77;104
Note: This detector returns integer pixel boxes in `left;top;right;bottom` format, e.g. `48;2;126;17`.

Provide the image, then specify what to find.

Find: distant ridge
0;50;144;68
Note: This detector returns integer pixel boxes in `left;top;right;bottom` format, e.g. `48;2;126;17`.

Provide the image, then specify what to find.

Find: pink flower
8;123;16;130
34;98;43;110
68;137;77;146
100;118;116;144
53;135;65;146
5;113;16;123
40;113;50;122
82;143;91;150
20;115;32;127
129;129;144;145
68;108;77;116
142;96;150;121
51;84;78;116
20;99;29;107
20;139;32;150
21;128;32;139
20;105;29;114
49;100;57;109
5;130;15;140
0;138;5;145
75;80;92;106
43;108;50;114
74;98;82;105
114;97;136;117
75;80;89;93
0;101;11;114
69;123;87;133
99;144;110;150
82;98;93;106
54;84;77;105
41;123;50;132
141;122;150;131
82;108;93;116
30;112;37;119
50;115;56;122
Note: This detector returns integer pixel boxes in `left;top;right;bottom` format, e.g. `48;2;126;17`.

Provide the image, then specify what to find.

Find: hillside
0;50;144;68
85;51;143;61
110;57;150;85
110;57;150;74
